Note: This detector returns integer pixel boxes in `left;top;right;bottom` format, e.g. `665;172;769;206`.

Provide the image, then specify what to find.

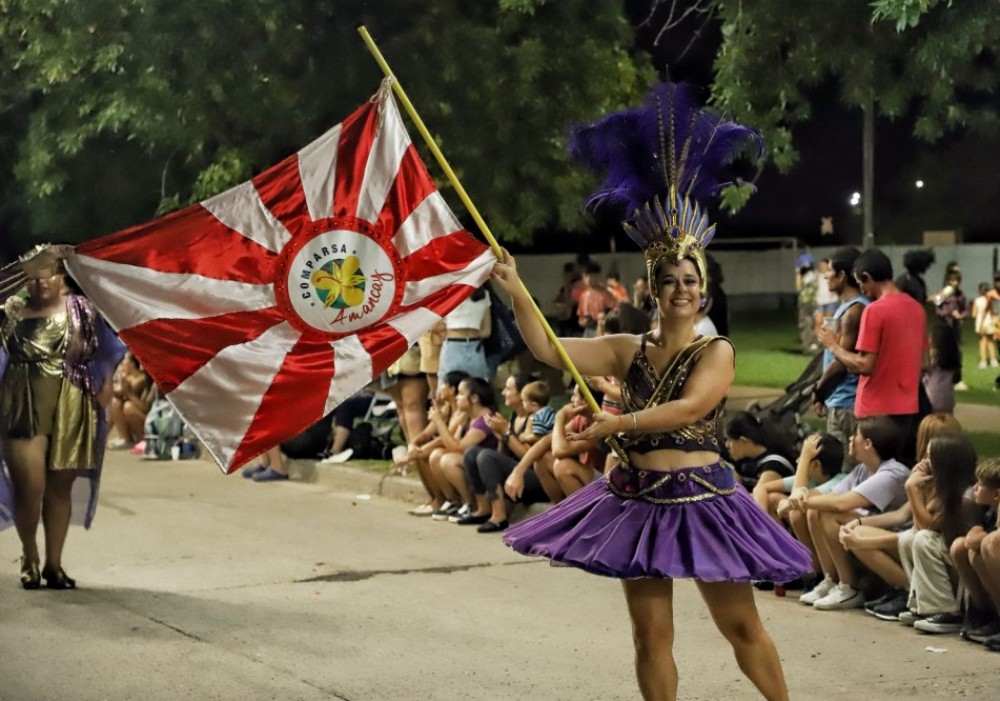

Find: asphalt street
1;450;998;701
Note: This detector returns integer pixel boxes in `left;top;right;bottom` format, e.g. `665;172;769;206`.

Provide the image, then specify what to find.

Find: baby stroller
744;351;825;452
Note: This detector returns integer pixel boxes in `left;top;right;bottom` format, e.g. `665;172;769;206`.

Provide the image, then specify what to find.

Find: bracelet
616;415;624;433
856;518;863;527
630;412;638;432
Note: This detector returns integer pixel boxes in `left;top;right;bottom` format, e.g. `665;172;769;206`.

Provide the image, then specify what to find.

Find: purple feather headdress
569;83;763;293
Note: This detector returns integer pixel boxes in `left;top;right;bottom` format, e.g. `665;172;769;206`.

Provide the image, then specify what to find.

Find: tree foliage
0;0;653;249
707;0;1000;173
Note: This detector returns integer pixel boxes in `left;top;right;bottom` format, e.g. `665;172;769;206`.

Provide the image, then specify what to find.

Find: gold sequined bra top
618;333;731;454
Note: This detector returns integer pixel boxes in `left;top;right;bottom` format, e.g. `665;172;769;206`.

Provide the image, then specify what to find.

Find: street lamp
915;180;924;189
849;191;861;207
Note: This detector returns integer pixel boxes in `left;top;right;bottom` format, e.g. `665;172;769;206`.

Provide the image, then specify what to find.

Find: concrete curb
287;459;427;503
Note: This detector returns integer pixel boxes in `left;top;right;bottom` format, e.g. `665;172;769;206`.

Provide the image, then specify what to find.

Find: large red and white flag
65;84;495;472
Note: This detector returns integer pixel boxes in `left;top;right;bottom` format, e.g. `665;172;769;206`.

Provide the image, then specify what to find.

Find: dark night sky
514;3;1000;254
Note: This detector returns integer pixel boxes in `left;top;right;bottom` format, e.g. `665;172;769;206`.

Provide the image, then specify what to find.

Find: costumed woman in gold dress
0;245;124;589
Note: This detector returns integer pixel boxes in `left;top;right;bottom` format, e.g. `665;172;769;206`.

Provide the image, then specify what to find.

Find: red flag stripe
356;323;411;379
118;306;287;395
74;203;278;284
252;153;313;237
332;101;382;219
228;336;335;472
401;248;495;306
165;321;302;469
400;231;490;284
374;145;438;240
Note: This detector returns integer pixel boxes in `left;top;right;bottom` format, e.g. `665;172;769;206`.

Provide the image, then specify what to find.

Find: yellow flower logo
311;256;367;309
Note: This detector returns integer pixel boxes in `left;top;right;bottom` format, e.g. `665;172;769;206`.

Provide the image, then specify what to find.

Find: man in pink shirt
818;248;927;465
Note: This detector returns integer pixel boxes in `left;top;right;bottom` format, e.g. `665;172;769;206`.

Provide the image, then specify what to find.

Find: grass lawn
729;312;1000;408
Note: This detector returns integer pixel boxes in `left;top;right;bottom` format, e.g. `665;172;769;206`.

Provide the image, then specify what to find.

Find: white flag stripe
298;123;342;222
388;307;442;346
391;191;465;258
401;249;496;307
65;255;276;332
321;335;375;417
355;95;411;224
167;322;302;471
201;182;293;253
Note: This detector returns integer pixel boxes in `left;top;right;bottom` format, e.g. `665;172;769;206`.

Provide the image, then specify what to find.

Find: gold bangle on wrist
631;412;638;432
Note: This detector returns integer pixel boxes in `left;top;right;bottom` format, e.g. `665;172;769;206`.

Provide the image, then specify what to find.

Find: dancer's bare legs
697;580;791;701
622;578;678;701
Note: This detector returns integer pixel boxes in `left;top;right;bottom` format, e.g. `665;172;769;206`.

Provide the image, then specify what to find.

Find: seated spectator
894;434;979;633
550;385;606;500
404;371;469;516
427;377;498;522
759;433;845;520
241;446;289;482
457;373;541;527
496;382;559;533
837;412;963;620
950;458;1000;648
108;352;156;448
798;417;910;611
724;411;797;491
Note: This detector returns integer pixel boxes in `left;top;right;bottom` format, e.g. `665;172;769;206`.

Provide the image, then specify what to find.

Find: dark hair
725;411;796;463
829;247;862;289
470;282;488;302
853;249;893;283
856;416;902;463
814;434;845;479
585;262;602;275
563;262;576;273
511;372;539;391
459;376;496;410
928;434;977;545
608;302;651;335
902;249;935;275
607;271;620;281
443;370;470;389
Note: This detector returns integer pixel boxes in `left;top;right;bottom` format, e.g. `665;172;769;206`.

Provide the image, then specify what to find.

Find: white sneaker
392;445;408;463
992;359;1000;368
813;582;864;610
408;503;435;516
954;381;970;391
799;575;836;605
320;448;354;464
981;360;989;369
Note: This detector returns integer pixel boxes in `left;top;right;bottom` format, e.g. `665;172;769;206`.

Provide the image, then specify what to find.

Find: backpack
143;398;186;460
346;422;393;460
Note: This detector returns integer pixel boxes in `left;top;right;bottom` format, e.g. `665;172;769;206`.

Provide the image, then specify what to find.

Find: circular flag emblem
277;220;402;336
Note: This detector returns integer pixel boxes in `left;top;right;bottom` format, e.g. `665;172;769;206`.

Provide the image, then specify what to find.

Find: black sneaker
454;513;490;526
872;591;910;621
864;591;898;614
914;611;963;634
752;580;775;591
964;619;1000;643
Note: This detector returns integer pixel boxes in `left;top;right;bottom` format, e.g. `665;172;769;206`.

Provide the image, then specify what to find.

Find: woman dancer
494;84;811;701
0;245;123;589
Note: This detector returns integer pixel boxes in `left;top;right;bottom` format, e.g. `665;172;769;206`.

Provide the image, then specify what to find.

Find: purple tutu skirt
503;462;813;582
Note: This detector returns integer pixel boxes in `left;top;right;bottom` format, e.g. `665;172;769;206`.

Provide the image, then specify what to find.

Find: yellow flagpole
357;25;617;436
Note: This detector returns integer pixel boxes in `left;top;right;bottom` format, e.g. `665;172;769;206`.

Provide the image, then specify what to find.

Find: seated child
549;385;607;501
950;458;1000;647
724;411;796;490
757;433;845;520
